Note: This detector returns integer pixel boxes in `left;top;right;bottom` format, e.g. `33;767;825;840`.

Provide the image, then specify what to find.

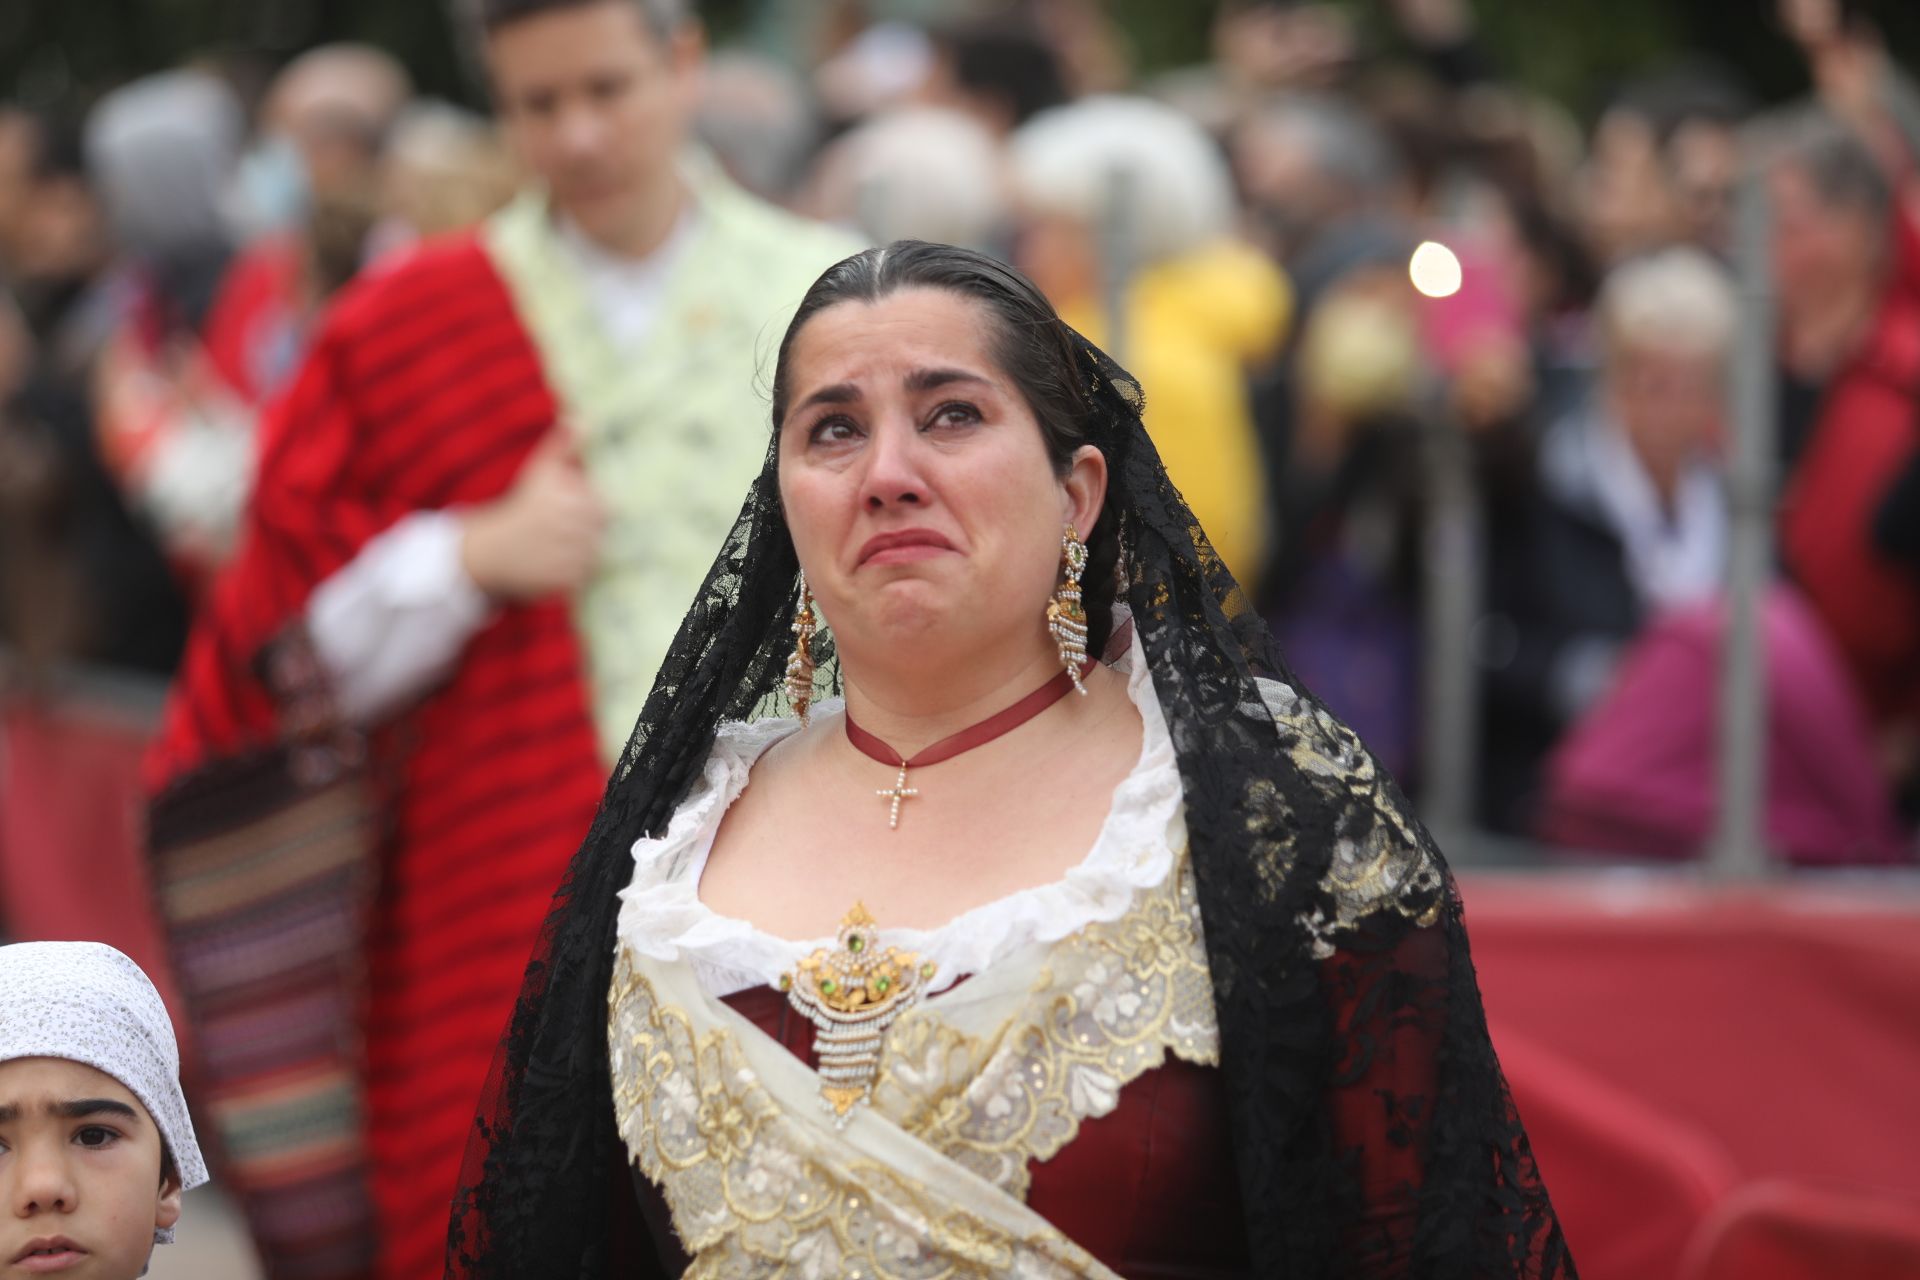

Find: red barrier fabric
1493;1021;1738;1280
1678;1180;1920;1280
1466;873;1920;1271
0;696;185;1034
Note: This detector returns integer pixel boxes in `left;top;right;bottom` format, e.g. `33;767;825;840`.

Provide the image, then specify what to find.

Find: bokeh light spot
1410;241;1464;299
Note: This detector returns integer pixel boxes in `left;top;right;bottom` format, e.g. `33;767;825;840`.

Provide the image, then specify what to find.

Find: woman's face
777;287;1104;666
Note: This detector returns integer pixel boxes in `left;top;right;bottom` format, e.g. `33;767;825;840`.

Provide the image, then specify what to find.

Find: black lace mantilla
447;336;1575;1278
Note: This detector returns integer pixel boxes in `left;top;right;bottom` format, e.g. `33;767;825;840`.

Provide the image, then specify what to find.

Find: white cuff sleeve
307;510;493;726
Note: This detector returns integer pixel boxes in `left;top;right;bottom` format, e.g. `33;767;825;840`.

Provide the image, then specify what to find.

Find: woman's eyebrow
792;368;990;418
904;368;990;393
793;382;861;414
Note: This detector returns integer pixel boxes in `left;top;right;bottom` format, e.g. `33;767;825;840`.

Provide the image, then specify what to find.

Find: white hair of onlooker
697;52;820;203
803;107;1007;250
1009;94;1235;267
1597;245;1738;360
814;22;937;124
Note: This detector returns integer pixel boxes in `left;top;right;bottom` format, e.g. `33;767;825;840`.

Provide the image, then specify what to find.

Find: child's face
0;1058;181;1279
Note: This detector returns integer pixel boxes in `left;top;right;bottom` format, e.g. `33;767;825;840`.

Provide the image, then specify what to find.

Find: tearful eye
929;402;981;429
807;415;861;445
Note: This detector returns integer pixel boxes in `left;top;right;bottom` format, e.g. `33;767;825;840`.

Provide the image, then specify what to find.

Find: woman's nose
858;418;928;510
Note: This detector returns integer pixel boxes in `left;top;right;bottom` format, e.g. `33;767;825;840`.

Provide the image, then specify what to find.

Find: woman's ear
1061;444;1108;536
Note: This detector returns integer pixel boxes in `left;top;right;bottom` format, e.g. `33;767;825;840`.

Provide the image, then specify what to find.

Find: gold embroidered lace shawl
607;850;1217;1279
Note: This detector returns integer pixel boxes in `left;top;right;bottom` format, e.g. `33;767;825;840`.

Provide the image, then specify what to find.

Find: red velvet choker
844;662;1092;829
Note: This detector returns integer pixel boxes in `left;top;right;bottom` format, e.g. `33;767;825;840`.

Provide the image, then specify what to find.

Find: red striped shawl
147;235;606;1280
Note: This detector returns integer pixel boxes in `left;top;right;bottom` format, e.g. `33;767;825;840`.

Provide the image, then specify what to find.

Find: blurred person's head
1503;188;1599;328
1212;1;1356;94
1584;111;1680;265
1008;95;1235;305
1582;66;1751;262
1355;70;1463;219
1297;276;1422;426
266;45;410;194
230;43;411;241
0;110;107;296
1596;246;1735;492
1452;86;1586;214
813;22;937;128
86;71;243;265
1024;0;1131;98
480;0;703;255
1283;257;1426;477
801;107;1007;250
375;101;520;250
1763;108;1890;372
925;19;1069;137
1233;93;1401;264
695;51;818;203
242;46;414;293
0;942;210;1280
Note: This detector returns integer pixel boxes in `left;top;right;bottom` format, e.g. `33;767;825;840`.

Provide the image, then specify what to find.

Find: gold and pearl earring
1046;524;1090;695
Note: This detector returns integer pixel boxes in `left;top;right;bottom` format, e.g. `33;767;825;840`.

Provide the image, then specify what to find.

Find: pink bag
1538;586;1910;864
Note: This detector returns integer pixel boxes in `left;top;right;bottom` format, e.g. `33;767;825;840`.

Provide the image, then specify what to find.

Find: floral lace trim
608;951;1108;1279
1255;679;1445;959
875;852;1217;1200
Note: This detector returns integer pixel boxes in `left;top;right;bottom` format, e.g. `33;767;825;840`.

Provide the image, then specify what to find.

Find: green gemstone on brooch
820;979;836;996
919;963;935;979
873;975;891;995
778;974;792;992
848;935;864;953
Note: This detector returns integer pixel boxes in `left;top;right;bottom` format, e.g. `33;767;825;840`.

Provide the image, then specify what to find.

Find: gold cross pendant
876;764;918;830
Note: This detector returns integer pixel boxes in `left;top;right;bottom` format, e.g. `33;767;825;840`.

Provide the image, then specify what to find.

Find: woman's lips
857;530;955;566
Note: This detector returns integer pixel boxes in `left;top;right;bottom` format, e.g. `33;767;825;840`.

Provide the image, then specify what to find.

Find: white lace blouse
614;627;1188;997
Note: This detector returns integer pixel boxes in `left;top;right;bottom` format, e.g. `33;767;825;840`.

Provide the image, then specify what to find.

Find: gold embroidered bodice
607;850;1218;1279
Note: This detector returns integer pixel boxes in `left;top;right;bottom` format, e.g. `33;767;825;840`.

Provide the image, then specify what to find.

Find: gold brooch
780;903;934;1126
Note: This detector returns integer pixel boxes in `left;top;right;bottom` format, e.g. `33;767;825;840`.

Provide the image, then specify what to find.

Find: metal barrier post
1419;417;1484;853
1099;165;1136;366
1708;166;1777;879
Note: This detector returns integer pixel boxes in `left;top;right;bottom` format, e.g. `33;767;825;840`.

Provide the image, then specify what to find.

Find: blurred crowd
2;0;1917;863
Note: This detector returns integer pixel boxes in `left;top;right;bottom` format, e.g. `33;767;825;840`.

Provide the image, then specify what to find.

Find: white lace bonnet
0;941;210;1241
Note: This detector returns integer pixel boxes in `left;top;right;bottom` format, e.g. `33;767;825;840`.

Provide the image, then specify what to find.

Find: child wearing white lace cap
0;941;209;1278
